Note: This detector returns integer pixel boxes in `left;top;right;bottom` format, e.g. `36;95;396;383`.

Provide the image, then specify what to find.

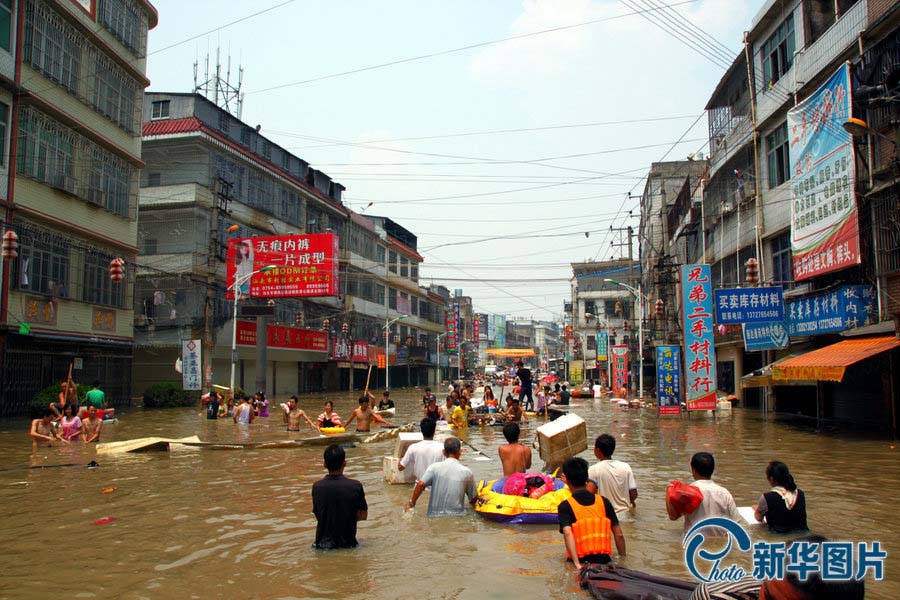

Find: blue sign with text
596;332;609;362
714;287;784;324
743;319;790;352
786;285;875;336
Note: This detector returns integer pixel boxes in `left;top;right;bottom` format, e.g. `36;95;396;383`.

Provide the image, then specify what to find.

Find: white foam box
394;432;424;459
536;413;587;466
382;456;417;484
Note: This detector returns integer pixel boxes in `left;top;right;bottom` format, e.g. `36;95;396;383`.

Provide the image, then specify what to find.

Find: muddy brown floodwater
0;390;896;599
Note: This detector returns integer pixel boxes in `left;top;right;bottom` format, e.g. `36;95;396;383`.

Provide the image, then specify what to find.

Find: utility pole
203;178;231;389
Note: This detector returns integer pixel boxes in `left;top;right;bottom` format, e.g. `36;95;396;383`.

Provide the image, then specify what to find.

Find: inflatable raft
319;426;346;435
474;476;571;524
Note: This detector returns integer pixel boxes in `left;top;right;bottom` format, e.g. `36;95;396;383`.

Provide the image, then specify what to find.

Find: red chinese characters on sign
352;341;369;363
236;321;327;352
611;345;629;391
226;233;339;299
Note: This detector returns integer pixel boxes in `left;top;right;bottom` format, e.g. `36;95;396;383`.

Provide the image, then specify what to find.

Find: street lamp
229;264;277;396
604;278;646;401
383;314;407;390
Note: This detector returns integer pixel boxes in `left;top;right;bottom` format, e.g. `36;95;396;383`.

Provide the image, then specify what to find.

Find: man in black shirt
516;361;534;411
312;444;368;549
558;385;571;405
557;457;626;570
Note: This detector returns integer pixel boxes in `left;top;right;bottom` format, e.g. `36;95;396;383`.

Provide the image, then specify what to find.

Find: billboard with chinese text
788;64;860;280
236;321;327;352
656;345;681;415
611;345;629;392
181;339;202;391
596;331;609;362
226;233;339;298
713;287;784;324
681;265;717;411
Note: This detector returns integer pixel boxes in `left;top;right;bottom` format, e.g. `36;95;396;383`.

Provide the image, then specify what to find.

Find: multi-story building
0;0;157;415
698;0;899;432
134;92;348;396
569;259;640;386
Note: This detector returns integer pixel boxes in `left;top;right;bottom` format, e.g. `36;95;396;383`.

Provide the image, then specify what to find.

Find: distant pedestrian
516;361;533;410
312;444;368;549
399;418;445;481
84;380;114;419
204;390;220;420
233;394;255;424
30;408;64;448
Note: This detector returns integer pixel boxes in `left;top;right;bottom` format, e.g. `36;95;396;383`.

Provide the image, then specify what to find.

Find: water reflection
0;392;897;599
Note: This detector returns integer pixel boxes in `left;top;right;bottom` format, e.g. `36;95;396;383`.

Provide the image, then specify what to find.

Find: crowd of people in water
29;378;113;447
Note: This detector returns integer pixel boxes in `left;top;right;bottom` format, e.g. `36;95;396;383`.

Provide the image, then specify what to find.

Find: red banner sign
226;233;339;299
236;321;327;352
611;345;629;392
352;341;369;363
445;309;457;353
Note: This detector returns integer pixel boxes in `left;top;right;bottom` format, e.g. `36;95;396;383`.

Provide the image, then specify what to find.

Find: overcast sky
146;0;765;321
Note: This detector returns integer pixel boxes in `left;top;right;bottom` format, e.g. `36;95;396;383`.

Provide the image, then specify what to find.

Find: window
281;152;290;170
240;128;251;147
376;245;386;264
771;232;793;288
766;122;789;188
375;284;385;305
23;0;81;93
16;233;69;298
584;300;596;317
604;299;629;320
85;147;131;217
0;0;12;52
280;188;300;226
761;15;795;88
217;111;229;133
147;172;160;186
150;100;169;120
261;140;271;160
0;101;8;167
388;288;397;310
18;107;75;185
97;0;146;55
92;57;137;131
83;251;125;307
411;297;418;316
410;264;418;282
142;238;157;254
388;250;397;273
400;257;408;277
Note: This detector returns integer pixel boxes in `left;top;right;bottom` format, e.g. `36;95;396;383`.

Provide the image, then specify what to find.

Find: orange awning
484;348;535;357
771;336;900;383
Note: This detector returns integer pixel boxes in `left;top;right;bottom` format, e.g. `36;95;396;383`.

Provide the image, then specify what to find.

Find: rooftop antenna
194;47;245;118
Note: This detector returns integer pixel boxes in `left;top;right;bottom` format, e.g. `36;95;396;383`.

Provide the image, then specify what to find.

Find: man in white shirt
666;452;741;536
404;437;476;516
398;418;445;481
588;433;637;514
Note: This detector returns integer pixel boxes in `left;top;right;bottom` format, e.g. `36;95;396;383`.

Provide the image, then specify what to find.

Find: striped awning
771;336;900;383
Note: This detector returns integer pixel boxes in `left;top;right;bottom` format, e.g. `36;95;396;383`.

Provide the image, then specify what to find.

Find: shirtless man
30;409;65;448
233;394;255;424
344;392;394;432
498;423;532;477
81;405;103;443
506;398;528;424
283;395;317;432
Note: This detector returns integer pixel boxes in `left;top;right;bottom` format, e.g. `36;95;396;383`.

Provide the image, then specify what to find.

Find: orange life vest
565;495;612;559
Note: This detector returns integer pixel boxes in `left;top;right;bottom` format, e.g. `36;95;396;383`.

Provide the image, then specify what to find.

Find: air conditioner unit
85;188;106;207
50;174;77;196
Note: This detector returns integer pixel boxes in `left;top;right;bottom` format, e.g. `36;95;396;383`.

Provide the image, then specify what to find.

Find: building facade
0;0;157;415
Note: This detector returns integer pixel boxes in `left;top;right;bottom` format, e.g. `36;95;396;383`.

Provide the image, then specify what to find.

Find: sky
145;0;766;322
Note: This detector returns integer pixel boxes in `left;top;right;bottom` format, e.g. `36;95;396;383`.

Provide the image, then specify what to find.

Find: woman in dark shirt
754;461;808;533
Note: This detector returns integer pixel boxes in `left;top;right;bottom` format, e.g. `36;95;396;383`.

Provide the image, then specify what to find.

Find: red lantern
745;257;759;285
655;299;664;318
109;257;125;282
322;318;330;331
341;321;349;335
393;334;399;344
615;301;623;315
623;320;629;331
2;230;18;259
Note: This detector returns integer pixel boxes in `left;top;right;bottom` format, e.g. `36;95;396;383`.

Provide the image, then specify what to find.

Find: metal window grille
83;249;126;308
97;0;147;56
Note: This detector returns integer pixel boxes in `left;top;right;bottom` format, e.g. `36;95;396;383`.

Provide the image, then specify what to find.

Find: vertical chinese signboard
681;264;717;411
596;331;609;362
181;339;202;391
352;341;369;363
788;64;859;280
611;345;629;392
226;233;339;298
656;345;681;415
445;306;457;354
473;317;479;343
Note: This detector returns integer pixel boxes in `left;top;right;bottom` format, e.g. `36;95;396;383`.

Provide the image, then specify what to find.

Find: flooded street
1;390;897;599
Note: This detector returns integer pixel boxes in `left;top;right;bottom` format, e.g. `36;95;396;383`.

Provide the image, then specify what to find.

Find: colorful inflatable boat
474;475;571;524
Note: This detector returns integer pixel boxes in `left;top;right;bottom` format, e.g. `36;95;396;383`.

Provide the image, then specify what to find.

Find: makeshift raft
97;424;414;454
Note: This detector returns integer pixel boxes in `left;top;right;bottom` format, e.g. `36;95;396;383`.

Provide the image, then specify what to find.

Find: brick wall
869;0;896;25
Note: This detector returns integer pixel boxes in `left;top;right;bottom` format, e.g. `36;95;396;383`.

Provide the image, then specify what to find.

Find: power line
247;0;700;95
272;114;699;149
